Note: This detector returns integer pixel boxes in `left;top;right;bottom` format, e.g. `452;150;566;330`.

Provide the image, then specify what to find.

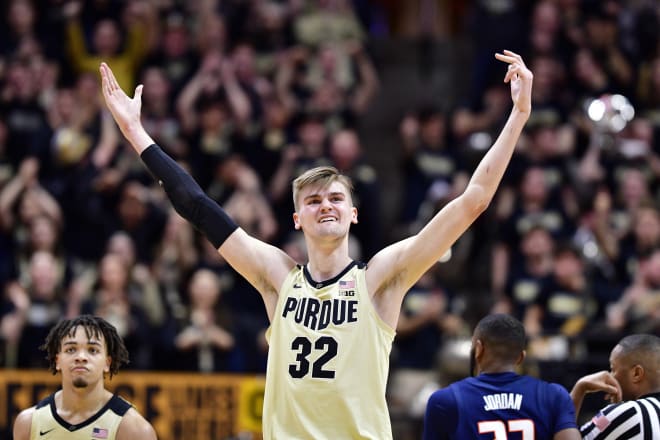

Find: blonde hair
292;166;354;211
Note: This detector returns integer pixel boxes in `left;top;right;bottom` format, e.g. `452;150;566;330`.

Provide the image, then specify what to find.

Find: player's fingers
495;53;517;64
504;64;519;83
100;64;113;97
503;50;525;65
102;63;120;92
134;84;143;102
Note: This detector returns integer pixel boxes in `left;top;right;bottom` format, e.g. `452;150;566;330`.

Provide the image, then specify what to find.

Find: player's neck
306;243;353;282
479;362;517;375
58;384;110;417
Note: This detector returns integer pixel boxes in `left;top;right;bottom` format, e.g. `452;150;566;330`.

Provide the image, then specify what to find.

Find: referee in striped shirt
570;334;660;440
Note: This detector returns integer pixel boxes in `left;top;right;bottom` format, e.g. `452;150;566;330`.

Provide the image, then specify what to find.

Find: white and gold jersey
29;392;131;440
264;261;395;439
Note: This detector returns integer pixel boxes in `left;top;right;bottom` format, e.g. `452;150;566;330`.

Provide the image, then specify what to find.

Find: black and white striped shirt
579;393;660;440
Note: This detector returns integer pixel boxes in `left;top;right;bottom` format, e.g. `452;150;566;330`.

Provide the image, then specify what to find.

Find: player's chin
72;378;89;388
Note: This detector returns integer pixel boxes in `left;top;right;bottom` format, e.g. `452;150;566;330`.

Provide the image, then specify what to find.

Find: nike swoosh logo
293;283;302;288
40;428;56;436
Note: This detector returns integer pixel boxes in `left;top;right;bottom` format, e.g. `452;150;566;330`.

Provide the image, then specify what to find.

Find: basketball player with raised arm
99;50;533;439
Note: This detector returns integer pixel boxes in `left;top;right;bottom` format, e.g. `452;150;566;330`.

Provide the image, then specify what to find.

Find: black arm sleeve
140;144;238;248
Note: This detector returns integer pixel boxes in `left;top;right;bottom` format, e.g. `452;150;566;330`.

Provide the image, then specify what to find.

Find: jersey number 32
289;336;338;379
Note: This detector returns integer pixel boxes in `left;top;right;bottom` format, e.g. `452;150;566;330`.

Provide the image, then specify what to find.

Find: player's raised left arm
368;51;532;321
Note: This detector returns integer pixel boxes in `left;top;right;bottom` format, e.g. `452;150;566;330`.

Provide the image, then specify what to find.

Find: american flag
592;411;611;431
339;280;354;289
92;427;109;439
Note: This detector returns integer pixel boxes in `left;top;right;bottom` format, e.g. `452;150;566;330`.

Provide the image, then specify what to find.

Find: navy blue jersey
423;372;577;440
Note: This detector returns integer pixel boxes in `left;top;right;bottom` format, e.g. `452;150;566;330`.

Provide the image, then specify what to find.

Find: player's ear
474;339;484;360
516;350;526;366
351;207;358;224
293;212;301;230
105;356;111;373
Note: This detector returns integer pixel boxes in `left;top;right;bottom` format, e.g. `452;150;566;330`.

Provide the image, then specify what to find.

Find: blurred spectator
492;165;574;295
0;281;29;367
393;271;465;372
193;238;269;373
524;243;598;362
636;55;660;125
63;0;156;92
1;0;40;57
142;8;199;98
616;204;660;286
16;250;64;368
152;210;199;320
607;246;660;336
328;128;382;258
276;40;379;131
222;158;279;243
0;58;52;168
269;112;332;229
194;11;228;58
570;188;622;302
493;225;556;321
15;215;73;295
139;66;184;157
110;179;168;264
293;0;365;48
239;94;291;185
0;158;62;244
399;107;464;227
172;268;240;372
580;2;634;96
105;231;165;329
243;0;297;61
528;1;564;58
461;0;529;107
176;50;251;188
80;252;152;369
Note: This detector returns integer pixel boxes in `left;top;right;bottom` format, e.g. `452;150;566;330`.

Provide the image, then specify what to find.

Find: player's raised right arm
100;63;295;316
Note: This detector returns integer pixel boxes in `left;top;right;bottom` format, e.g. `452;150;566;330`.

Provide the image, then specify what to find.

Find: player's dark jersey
423;372;577;439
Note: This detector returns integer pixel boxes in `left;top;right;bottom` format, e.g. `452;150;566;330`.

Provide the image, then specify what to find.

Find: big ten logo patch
338;279;355;297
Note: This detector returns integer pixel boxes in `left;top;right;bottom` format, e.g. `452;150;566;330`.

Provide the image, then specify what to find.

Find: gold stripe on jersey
263;262;395;439
30;392;131;440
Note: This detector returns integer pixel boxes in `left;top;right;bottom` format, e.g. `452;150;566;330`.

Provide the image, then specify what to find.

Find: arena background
1;0;659;439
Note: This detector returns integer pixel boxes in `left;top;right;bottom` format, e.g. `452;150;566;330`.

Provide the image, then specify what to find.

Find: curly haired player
13;315;157;440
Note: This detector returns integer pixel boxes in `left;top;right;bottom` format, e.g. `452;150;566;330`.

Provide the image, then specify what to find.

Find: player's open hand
99;62;143;137
495;50;533;115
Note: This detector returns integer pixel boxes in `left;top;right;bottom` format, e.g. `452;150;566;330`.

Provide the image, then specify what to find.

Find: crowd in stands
0;0;658;416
